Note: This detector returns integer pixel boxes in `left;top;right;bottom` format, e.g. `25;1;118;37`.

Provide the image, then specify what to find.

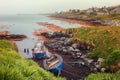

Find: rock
97;58;104;65
74;49;80;52
95;64;101;69
64;40;70;46
72;43;78;49
87;59;93;64
62;49;68;54
98;58;104;62
81;54;88;58
68;47;74;51
57;47;63;52
58;41;64;44
93;68;98;72
81;62;85;65
101;68;106;72
60;37;66;41
76;55;81;58
76;52;82;56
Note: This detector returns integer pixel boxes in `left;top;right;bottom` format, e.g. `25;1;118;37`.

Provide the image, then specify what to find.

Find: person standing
24;48;26;53
27;48;29;54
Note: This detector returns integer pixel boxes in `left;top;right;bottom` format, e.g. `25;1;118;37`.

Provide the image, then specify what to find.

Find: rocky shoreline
50;16;102;26
34;22;65;40
50;16;120;27
41;31;107;79
0;31;27;41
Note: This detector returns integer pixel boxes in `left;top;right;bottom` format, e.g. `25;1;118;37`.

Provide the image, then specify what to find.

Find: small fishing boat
32;41;46;59
43;54;63;75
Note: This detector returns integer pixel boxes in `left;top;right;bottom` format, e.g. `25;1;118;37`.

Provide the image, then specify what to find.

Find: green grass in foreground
0;40;64;80
67;26;120;66
85;70;120;80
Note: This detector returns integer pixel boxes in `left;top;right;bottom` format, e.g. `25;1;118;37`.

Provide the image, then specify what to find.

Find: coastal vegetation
66;26;120;79
67;26;120;68
52;5;120;26
0;40;64;80
85;70;120;80
53;5;120;20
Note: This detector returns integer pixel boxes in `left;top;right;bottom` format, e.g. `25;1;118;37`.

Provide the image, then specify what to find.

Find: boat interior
46;55;60;68
34;42;45;53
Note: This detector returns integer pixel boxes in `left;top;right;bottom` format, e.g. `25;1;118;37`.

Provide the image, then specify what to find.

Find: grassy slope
55;12;120;20
88;14;120;20
67;26;120;66
67;27;120;80
85;70;120;80
0;40;64;80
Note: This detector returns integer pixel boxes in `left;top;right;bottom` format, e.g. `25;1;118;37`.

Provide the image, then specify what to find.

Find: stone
57;47;63;52
97;58;104;65
101;68;106;72
81;55;88;58
72;43;78;49
95;64;101;69
76;52;82;56
62;49;68;54
81;62;85;65
60;37;66;41
98;58;104;62
68;47;74;51
74;49;80;52
93;68;98;72
87;59;93;64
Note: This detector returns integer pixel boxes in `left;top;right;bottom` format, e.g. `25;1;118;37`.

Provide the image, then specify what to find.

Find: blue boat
32;41;46;59
43;54;63;75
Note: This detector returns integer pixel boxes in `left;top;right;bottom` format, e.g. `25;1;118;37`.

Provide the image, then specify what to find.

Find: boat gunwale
43;54;63;70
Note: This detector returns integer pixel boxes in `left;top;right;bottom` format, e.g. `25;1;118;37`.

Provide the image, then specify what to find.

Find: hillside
66;26;120;79
52;5;120;26
0;40;64;80
67;26;120;67
53;5;120;19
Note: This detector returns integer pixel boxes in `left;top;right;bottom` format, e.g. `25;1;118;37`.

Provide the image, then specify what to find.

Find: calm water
0;14;82;58
0;14;82;38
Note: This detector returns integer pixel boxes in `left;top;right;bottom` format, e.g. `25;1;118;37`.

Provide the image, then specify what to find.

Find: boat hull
43;54;63;75
49;62;63;74
33;53;45;59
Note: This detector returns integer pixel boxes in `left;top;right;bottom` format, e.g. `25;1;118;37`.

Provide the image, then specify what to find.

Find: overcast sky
0;0;120;14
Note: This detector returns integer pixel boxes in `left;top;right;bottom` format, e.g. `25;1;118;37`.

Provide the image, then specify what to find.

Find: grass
0;40;65;80
0;40;18;51
54;12;120;20
85;70;120;80
85;63;120;80
91;14;120;20
66;26;120;67
67;26;120;79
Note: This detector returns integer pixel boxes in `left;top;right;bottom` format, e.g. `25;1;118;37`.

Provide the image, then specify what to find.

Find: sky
0;0;120;14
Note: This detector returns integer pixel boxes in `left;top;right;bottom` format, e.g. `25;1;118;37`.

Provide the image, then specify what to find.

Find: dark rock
62;49;68;54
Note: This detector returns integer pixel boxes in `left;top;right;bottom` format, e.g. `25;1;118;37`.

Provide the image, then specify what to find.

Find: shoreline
34;22;65;40
0;31;27;41
33;16;103;40
49;16;103;27
37;22;64;31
